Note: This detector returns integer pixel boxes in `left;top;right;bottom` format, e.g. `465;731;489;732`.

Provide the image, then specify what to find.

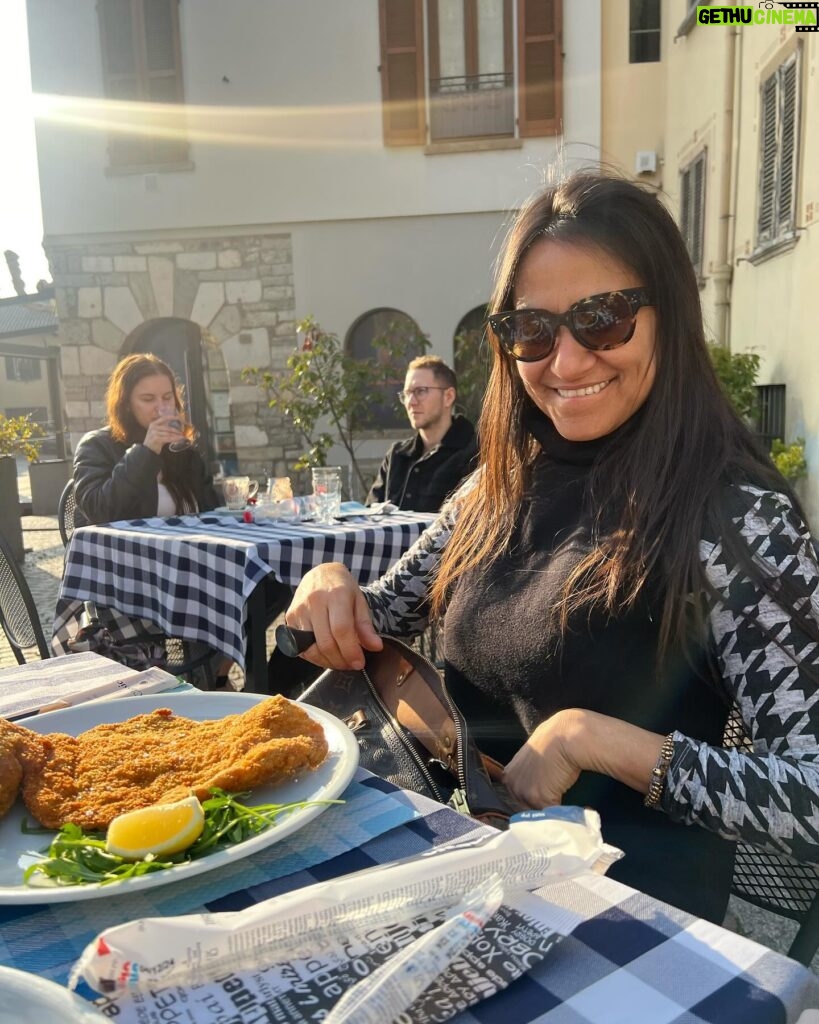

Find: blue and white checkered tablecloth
51;511;434;668
1;770;818;1023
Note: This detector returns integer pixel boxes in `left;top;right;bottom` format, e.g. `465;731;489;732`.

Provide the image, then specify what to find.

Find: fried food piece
0;736;23;820
0;697;328;831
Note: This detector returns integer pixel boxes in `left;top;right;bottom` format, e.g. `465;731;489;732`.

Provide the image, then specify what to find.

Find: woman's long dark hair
106;353;199;513
431;171;813;659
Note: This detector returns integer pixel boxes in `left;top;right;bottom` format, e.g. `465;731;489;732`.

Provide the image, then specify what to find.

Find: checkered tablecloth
2;770;817;1023
51;510;434;668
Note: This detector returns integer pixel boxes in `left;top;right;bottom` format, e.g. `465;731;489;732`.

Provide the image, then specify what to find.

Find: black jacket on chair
73;427;218;526
366;415;478;513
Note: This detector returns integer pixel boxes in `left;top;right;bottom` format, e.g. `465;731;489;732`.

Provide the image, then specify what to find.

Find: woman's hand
503;709;669;810
503;710;583;808
142;416;186;455
284;562;383;671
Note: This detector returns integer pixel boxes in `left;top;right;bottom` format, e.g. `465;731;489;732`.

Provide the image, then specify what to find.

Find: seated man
367;356;478;513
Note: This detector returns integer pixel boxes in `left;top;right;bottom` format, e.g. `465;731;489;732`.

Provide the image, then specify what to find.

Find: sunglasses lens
496;312;554;361
572;293;634;349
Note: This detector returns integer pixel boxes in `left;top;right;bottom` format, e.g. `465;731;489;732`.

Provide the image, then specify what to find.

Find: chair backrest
0;527;51;663
58;478;76;547
724;706;819;965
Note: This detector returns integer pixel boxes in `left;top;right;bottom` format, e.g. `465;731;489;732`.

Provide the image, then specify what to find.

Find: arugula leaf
22;788;342;888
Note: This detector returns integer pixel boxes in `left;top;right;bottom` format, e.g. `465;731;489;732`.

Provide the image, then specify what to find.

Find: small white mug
223;476;259;510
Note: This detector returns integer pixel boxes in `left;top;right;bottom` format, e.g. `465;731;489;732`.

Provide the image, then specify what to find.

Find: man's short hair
407;355;457;392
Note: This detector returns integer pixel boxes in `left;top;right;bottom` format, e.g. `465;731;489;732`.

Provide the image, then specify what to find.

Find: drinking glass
159;404;197;453
311;466;342;523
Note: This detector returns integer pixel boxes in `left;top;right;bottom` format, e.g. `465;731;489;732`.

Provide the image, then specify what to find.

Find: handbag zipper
361;663;448;803
385;637;468;804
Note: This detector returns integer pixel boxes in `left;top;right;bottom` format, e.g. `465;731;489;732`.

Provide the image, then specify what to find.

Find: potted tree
0;414;44;563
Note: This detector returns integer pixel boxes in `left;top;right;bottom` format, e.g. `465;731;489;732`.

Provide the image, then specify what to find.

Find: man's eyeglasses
397;386;448;405
488;287;654;363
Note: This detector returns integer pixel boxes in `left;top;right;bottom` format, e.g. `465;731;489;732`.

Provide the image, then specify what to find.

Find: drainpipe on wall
712;26;741;349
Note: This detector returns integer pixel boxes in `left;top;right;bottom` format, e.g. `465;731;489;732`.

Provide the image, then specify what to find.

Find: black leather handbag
294;634;514;828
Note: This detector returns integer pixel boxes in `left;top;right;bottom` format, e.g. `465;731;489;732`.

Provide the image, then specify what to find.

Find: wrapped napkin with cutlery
71;807;622;1024
0;652;182;721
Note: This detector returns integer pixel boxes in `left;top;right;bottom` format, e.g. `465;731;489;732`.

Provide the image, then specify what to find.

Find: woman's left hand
503;709;669;810
503;710;582;808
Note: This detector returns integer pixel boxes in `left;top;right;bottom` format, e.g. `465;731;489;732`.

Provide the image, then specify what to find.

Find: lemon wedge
106;795;205;860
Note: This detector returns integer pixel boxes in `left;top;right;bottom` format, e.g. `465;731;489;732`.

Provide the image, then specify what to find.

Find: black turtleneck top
365;410;819;924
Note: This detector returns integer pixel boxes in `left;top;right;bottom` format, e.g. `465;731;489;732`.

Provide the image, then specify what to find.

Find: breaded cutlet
0;696;328;831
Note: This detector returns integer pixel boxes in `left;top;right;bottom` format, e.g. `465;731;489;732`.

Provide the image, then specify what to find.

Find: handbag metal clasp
344;709;369;733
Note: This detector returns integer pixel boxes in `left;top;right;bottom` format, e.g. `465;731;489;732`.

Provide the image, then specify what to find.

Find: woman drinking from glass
73;352;217;526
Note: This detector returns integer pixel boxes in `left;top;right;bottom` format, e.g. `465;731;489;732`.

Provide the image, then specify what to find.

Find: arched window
346;308;426;430
453;304;490;425
119;316;214;459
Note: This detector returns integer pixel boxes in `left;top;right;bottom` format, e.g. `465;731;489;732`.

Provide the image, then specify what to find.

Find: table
51;510;434;692
2;767;818;1023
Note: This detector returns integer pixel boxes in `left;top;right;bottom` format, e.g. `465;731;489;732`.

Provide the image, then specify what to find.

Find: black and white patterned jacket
364;484;819;864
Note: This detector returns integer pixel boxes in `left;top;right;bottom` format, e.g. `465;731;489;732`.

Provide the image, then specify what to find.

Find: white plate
0;693;358;904
0;966;106;1022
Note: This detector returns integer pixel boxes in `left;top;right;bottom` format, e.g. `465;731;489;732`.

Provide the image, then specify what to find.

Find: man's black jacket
366;414;478;513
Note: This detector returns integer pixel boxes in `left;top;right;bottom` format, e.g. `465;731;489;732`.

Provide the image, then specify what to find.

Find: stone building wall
46;231;301;478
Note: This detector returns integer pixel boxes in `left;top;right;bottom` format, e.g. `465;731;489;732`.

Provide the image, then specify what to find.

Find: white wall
28;0;602;237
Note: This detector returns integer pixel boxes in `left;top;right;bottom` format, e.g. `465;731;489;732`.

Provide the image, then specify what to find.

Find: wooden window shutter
98;0;144;166
691;153;705;274
140;0;187;163
97;0;186;167
777;54;798;235
517;0;562;137
757;74;778;244
379;0;426;146
680;151;705;277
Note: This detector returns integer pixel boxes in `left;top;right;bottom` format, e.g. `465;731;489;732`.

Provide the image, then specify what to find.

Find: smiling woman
282;171;819;928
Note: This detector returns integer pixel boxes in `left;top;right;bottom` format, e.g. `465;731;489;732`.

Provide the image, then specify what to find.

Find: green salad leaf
22;788;342;888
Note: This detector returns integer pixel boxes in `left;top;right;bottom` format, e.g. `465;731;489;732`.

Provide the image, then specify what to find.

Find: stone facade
46;232;303;478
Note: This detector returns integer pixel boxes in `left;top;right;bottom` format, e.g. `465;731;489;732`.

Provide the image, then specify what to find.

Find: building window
453;304;490;424
757;51;800;249
378;0;562;146
346;308;425;429
4;356;42;382
629;0;660;63
756;384;786;450
97;0;188;169
680;151;706;279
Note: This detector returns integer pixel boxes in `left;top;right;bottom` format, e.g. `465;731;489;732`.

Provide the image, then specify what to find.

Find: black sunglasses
488;287;654;363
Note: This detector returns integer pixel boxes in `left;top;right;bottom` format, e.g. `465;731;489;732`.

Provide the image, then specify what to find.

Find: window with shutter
680;151;706;279
378;1;562;146
97;0;187;169
756;50;800;250
518;0;562;137
379;0;427;145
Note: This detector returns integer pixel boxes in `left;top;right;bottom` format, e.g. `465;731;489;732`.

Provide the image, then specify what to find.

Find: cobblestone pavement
0;492;814;970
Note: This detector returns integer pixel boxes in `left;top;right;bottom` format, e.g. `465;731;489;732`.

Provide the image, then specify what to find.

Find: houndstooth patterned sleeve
362;508;455;638
661;485;819;862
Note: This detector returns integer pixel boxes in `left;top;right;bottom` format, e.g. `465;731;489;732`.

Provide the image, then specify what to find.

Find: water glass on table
311;466;342;523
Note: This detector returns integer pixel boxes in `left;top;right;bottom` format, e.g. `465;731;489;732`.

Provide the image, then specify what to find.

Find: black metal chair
80;600;218;689
0;526;52;663
58;477;76;547
724;706;819;965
